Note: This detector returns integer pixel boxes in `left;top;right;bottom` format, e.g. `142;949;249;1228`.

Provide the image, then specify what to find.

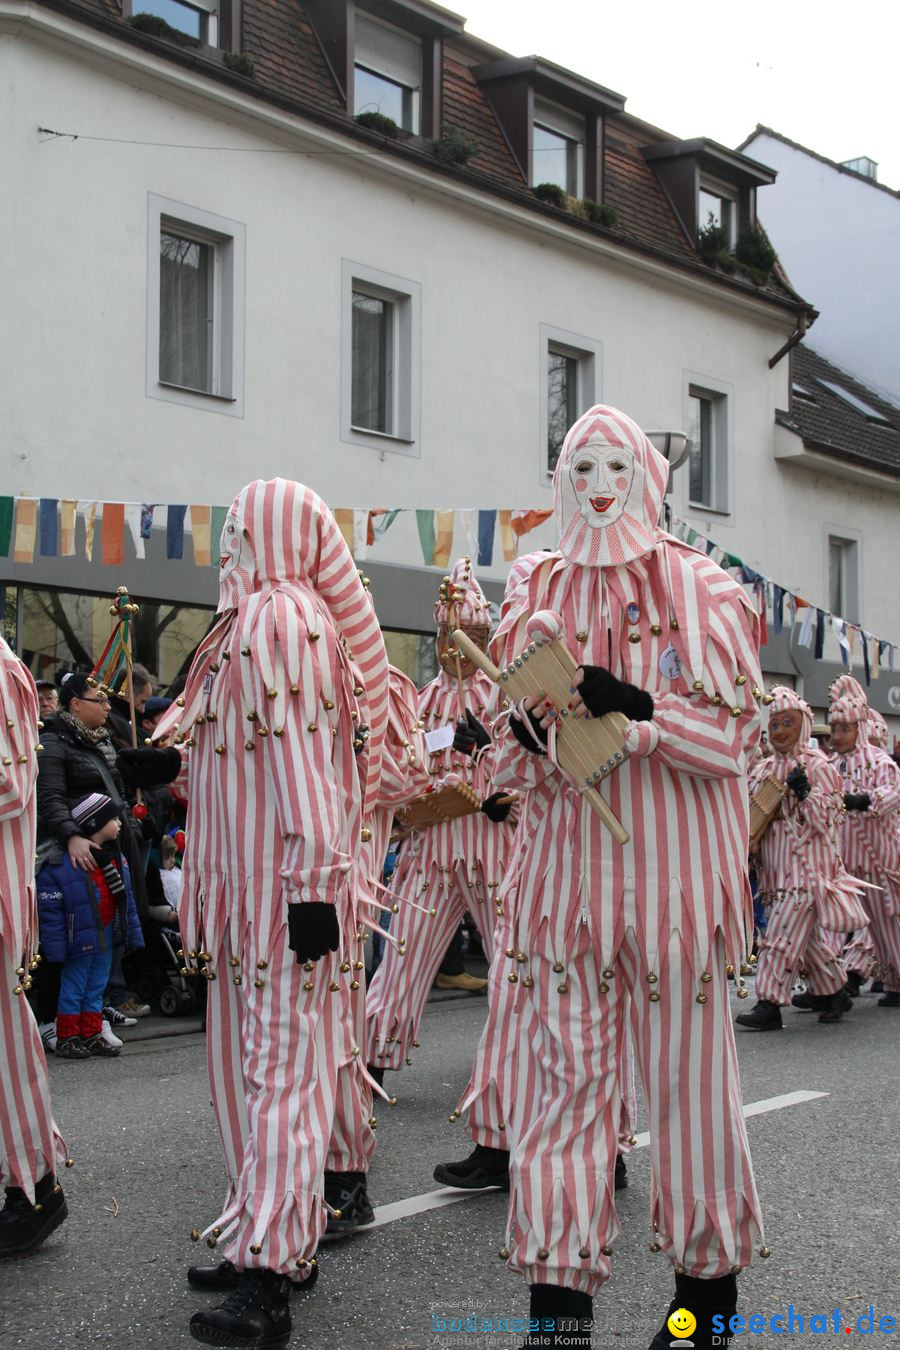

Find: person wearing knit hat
157;480;390;1348
36;793;144;1059
366;556;518;1095
482;407;765;1348
829;685;900;1008
0;636;69;1260
735;687;869;1032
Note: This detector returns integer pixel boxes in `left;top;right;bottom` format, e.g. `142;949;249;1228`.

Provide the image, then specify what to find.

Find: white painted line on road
370;1090;829;1230
629;1088;828;1150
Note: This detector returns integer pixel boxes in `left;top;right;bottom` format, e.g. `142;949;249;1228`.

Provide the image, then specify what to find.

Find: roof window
816;379;893;426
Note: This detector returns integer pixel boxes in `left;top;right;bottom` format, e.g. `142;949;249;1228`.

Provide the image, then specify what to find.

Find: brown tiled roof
37;0;809;312
776;345;900;477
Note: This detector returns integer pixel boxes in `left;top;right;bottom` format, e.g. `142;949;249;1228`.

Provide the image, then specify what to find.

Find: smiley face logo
667;1307;697;1339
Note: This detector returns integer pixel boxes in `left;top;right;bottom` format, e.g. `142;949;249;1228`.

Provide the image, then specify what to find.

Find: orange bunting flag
433;510;455;567
13;498;37;564
511;508;553;538
101;502;125;567
333;508;355;556
498;510;517;562
190;505;212;567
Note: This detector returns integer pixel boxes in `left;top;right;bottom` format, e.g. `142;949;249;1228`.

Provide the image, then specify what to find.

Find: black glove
287;903;340;963
509;705;548;755
117;746;182;790
785;767;811;801
453;710;491;756
575;665;654;723
843;792;871;811
480;790;512;823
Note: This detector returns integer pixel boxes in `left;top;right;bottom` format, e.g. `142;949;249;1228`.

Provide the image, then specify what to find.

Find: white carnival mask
568;436;639;530
218;510;256;610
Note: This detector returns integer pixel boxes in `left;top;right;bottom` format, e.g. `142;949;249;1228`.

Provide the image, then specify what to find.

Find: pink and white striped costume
829;690;900;993
326;665;429;1173
488;406;764;1297
160;479;389;1276
366;559;517;1071
750;687;868;1005
0;639;66;1199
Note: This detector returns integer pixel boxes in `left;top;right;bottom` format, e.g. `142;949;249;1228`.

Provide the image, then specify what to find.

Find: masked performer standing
366;557;516;1081
487;406;764;1350
829;685;900;1008
0;636;68;1259
735;687;868;1031
162;480;389;1348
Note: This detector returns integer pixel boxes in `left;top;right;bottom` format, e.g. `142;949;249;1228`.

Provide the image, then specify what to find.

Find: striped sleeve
0;665;38;822
490;707;558;793
797;756;841;837
870;751;900;818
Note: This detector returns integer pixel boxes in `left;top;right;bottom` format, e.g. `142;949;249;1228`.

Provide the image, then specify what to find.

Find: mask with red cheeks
829;720;859;754
767;709;803;754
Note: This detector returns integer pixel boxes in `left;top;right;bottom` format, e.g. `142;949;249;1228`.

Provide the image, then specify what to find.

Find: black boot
0;1173;67;1260
189;1267;296;1347
615;1155;628;1191
648;1271;738;1349
735;999;782;1031
187;1258;240;1291
871;980;884;993
845;970;865;997
320;1171;375;1242
521;1284;593;1348
814;993;844;1023
367;1064;385;1089
790;990;814;1010
877;991;900;1007
433;1143;510;1190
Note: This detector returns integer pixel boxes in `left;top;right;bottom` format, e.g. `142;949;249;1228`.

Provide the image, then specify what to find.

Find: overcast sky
459;1;900;191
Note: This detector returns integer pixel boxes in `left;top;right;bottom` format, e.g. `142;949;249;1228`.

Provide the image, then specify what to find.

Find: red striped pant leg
754;895;815;1004
456;861;502;962
842;924;877;977
461;912;517;1148
212;926;341;1276
365;867;464;1070
327;968;375;1174
207;926;251;1194
623;928;763;1278
617;1016;638;1153
507;920;622;1297
802;932;847;996
0;939;66;1198
866;899;900;992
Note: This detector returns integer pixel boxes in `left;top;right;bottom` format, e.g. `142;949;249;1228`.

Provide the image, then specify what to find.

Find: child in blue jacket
37;793;144;1059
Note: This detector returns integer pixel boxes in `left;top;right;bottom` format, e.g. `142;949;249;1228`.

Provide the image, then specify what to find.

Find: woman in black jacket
36;672;181;1018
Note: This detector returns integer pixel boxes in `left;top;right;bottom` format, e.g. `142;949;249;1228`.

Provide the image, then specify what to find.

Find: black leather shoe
647;1272;738;1349
845;971;865;997
188;1259;240;1292
791;990;814;1010
520;1284;593;1348
877;991;900;1007
816;993;845;1023
0;1174;67;1260
320;1172;375;1242
189;1268;296;1347
433;1143;510;1190
615;1155;628;1190
735;999;782;1031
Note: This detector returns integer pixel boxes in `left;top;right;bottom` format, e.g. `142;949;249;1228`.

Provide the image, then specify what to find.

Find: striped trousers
754;895;845;1004
202;924;345;1276
366;859;500;1071
506;925;762;1296
0;938;66;1200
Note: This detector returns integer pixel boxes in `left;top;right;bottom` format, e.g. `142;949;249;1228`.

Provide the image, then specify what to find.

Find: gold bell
735;674;748;685
498;1247;510;1260
303;982;313;992
250;1243;262;1255
65;1157;75;1168
190;1229;201;1241
692;680;705;692
759;1246;771;1258
649;1241;661;1252
649;991;660;1002
536;1248;549;1261
600;1244;613;1257
578;1247;590;1260
267;688;277;700
700;971;712;983
557;983;569;994
552;962;564;974
505;947;515;958
696;993;708;1005
253;978;265;989
730;707;742;718
508;972;518;984
360;827;372;842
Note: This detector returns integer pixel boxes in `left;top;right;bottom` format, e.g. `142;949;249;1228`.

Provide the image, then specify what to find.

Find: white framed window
682;374;732;513
532;98;584;196
354;12;422;133
827;531;860;622
130;0;218;44
698;176;737;246
540;325;601;477
341;260;421;456
147;195;245;416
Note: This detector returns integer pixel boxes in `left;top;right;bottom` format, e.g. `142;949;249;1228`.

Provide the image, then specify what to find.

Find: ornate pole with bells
88;585;146;822
438;573;468;720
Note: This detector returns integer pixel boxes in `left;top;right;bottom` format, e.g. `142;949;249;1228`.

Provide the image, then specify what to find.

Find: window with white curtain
147;195;245;417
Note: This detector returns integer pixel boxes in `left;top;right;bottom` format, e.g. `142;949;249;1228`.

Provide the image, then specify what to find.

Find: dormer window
126;0;220;45
354;12;422;133
698;179;737;245
532;98;584;195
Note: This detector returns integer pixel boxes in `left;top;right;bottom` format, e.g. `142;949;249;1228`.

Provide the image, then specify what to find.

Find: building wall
744;132;900;407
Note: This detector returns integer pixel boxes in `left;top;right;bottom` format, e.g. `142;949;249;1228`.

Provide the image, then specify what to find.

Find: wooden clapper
453;610;630;844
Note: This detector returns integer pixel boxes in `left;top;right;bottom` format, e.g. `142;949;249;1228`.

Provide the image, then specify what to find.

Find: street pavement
2;977;898;1350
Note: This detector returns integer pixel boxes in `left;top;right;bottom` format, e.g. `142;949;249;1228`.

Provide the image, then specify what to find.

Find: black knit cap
71;793;120;836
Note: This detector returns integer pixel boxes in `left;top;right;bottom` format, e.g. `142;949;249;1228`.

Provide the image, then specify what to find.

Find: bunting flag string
0;494;895;684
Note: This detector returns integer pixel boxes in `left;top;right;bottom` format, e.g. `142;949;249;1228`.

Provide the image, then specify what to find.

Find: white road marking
370;1090;829;1229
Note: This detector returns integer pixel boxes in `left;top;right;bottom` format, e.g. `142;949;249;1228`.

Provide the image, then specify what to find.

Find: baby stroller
125;921;201;1016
